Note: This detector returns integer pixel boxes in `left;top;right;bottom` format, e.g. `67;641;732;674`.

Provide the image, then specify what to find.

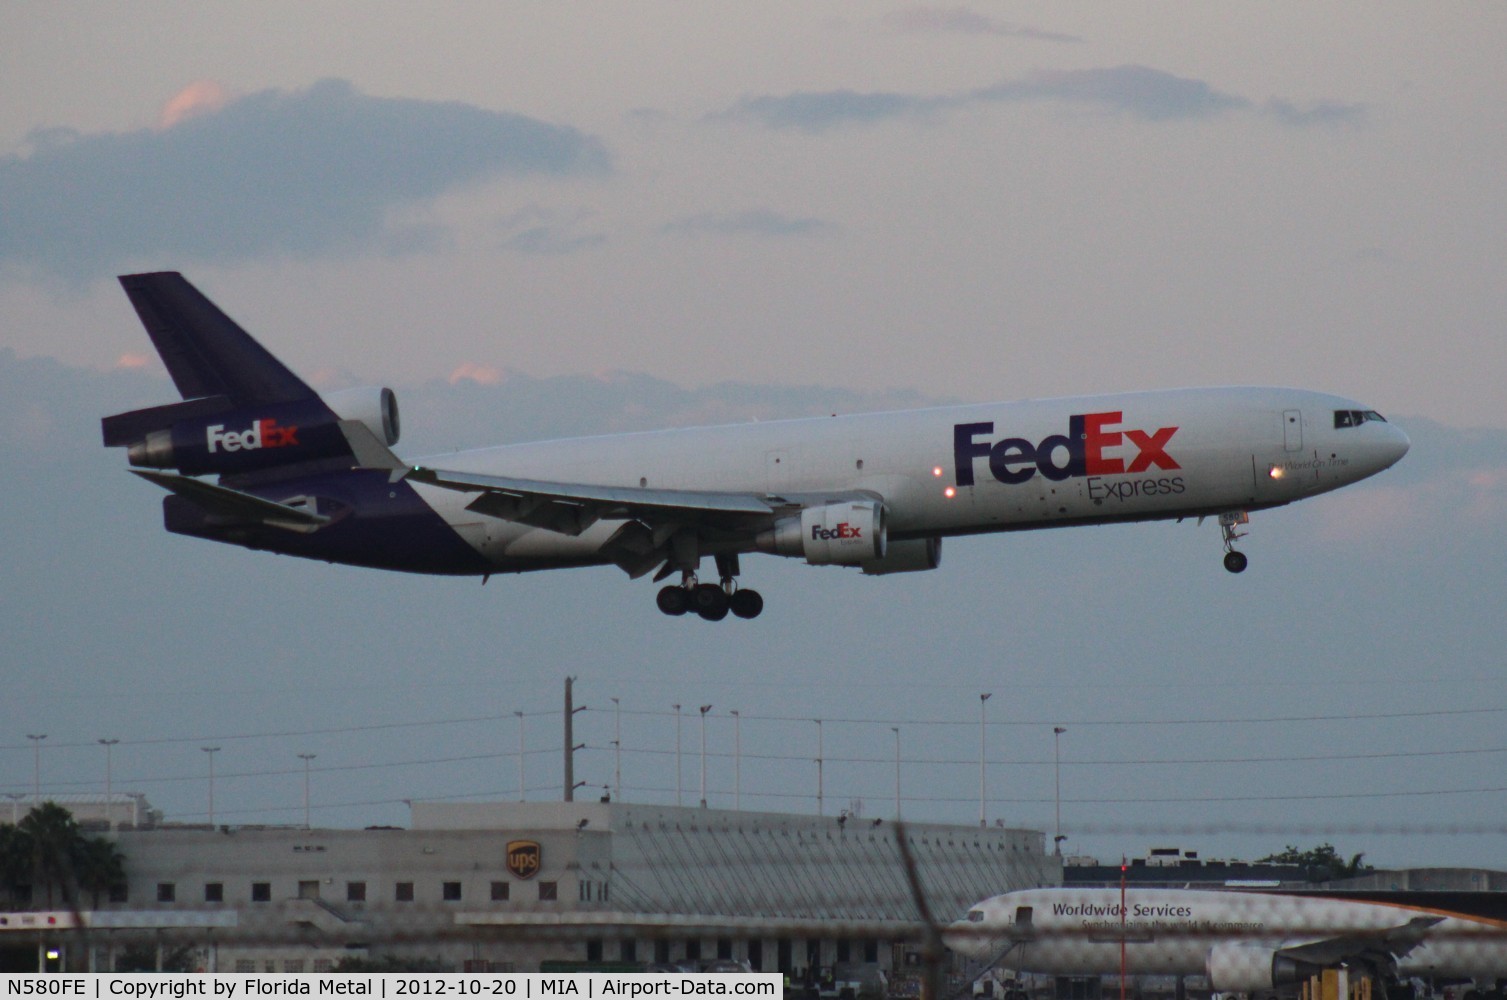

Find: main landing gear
1219;511;1250;574
656;554;764;620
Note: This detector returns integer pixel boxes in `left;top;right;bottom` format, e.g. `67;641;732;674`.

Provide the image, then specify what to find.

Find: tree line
0;802;126;910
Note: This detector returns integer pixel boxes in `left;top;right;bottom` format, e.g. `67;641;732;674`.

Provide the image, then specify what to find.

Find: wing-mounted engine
755;500;887;565
1206;941;1320;993
102;387;400;476
861;536;942;575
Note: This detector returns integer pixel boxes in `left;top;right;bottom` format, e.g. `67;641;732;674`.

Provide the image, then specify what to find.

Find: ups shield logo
506;840;541;880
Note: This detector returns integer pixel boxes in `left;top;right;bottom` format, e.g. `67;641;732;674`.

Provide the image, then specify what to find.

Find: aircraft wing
1275;915;1444;968
407;464;882;578
406;464;783;537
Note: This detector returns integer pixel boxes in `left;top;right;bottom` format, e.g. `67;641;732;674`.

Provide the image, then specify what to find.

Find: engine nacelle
110;387;400;476
756;501;886;565
861;537;941;575
1206;941;1318;993
324;386;401;446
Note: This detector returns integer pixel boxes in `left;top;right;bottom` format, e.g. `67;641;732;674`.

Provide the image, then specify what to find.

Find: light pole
98;739;119;827
611;697;622;802
3;793;23;824
201;747;220;826
892;727;901;819
515;711;526;802
698;705;712;808
813;719;824;816
298;753;316;830
979;694;992;827
730;711;741;811
673;704;682;807
26;734;45;801
1053;726;1067;855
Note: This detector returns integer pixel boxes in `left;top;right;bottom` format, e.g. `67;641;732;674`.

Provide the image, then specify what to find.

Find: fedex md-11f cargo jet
103;273;1409;620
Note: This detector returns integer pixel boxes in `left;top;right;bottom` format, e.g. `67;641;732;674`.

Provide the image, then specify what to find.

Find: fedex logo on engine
953;411;1179;486
812;522;863;542
206;418;299;454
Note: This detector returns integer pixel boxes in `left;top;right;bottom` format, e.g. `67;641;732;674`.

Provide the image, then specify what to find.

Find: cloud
491;205;607;256
0;79;610;283
721;65;1361;132
115;352;156;370
157;80;234;129
723;90;936;131
1262;98;1366;127
661;209;837;238
448;362;503;386
888;7;1083;44
980;66;1250;120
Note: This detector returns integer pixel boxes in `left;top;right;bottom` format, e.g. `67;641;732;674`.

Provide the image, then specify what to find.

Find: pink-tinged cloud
158;80;233;130
115;352;155;370
449;362;502;385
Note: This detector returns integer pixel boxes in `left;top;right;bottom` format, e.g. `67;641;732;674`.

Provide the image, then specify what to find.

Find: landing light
944;486;957;498
932;466;944;477
1269;466;1285;479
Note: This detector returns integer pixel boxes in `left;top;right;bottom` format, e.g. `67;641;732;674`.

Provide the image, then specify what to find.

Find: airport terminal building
1;798;1059;974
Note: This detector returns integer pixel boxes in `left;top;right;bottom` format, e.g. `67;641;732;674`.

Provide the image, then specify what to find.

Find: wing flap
407;465;779;537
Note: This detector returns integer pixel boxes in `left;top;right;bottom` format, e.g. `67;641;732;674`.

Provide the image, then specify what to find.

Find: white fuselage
948;887;1507;984
410;387;1410;571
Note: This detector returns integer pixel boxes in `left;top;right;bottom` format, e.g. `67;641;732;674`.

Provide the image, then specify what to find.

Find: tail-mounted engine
102;386;399;476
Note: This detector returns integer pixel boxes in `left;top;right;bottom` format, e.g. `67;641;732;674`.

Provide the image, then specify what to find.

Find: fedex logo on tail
206;418;299;454
954;411;1179;487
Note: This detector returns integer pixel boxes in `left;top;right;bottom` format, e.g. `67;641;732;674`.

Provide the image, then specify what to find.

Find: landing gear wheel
1223;550;1248;574
729;589;764;620
656;585;689;616
693;583;729;621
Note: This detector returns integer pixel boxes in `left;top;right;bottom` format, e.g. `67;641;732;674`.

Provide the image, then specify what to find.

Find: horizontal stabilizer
101;395;234;447
131;470;332;534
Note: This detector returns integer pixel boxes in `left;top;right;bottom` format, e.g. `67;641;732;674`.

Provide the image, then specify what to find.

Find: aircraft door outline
1283;409;1303;452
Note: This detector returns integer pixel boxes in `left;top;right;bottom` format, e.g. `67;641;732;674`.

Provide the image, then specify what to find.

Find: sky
2;4;1506;876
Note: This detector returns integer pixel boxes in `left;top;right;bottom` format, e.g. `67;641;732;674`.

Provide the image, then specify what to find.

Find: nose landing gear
656;555;764;620
1219;511;1249;573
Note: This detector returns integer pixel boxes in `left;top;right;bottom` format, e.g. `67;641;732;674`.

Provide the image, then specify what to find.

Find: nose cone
1384;423;1411;468
946;921;982;963
942;921;972;957
943;919;999;959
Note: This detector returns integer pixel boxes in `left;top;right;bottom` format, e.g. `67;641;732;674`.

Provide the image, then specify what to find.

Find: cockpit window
1334;410;1387;429
967;909;985;923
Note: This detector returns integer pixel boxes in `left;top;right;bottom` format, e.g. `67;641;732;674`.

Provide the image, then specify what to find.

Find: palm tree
0;823;32;909
73;836;126;909
19;802;81;908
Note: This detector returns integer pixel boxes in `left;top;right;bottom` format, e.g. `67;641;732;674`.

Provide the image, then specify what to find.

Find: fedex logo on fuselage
813;522;863;541
953;411;1179;486
206;418;299;454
